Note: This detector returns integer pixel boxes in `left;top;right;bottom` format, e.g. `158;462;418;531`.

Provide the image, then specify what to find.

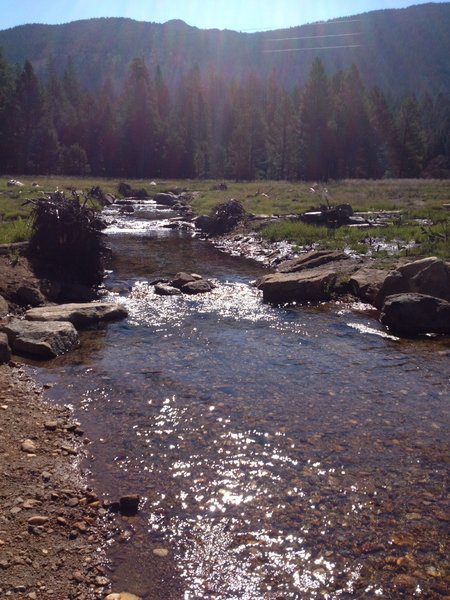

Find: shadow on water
31;207;450;599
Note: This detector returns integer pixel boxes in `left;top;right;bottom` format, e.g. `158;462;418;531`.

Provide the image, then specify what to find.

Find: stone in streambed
380;293;450;336
0;319;79;359
119;494;140;516
181;279;215;294
154;283;182;296
25;302;128;328
171;272;202;289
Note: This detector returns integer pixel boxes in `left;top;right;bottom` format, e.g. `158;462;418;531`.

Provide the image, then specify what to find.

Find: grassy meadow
0;176;449;258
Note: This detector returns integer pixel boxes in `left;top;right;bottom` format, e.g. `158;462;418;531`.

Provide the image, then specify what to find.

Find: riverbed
30;200;449;599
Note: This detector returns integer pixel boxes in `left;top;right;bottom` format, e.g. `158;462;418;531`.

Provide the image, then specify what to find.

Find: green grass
1;176;449;257
260;214;450;259
0;218;31;244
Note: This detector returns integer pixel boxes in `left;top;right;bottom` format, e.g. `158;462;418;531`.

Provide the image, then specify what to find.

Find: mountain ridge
0;3;449;96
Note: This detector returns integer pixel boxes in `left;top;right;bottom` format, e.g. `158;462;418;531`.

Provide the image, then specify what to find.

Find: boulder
171;272;202;289
374;257;450;308
181;279;215;294
154;283;182;296
15;285;46;307
256;266;340;304
25;302;128;328
348;268;389;304
0;294;9;317
1;319;80;359
154;192;178;207
380;293;450;336
278;250;351;273
0;332;11;364
256;254;358;304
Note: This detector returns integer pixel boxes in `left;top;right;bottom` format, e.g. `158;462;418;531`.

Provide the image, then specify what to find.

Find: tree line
0;50;449;180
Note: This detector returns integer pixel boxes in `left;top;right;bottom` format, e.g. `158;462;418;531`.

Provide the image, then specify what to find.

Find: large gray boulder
374;257;450;308
256;265;343;304
256;250;358;304
25;302;128;328
1;320;80;359
380;293;450;336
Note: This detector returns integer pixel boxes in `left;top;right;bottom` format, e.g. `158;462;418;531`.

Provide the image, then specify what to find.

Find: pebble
105;593;142;600
21;439;37;453
28;516;49;526
152;548;169;557
44;421;58;431
60;444;78;455
95;576;110;586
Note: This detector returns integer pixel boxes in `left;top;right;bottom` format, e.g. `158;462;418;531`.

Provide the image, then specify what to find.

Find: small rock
105;593;142;600
60;443;78;455
119;495;140;516
66;497;79;507
152;548;169;557
21;439;37;453
95;576;110;586
72;571;85;583
28;516;49;526
44;421;58;431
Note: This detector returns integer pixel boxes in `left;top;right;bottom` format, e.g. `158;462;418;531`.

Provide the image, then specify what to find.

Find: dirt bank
0;253;116;599
0;363;116;599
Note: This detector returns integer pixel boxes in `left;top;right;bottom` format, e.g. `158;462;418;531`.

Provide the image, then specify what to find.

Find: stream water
32;200;449;599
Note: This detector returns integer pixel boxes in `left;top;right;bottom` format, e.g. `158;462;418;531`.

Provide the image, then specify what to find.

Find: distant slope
0;3;449;96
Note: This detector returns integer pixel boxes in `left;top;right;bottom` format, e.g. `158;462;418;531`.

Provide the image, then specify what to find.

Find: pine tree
298;58;333;181
12;61;44;173
118;58;161;177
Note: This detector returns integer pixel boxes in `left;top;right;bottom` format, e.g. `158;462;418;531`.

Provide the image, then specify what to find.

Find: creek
33;200;449;599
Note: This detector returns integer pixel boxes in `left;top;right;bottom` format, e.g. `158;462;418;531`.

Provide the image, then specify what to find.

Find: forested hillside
0;3;448;180
0;3;449;97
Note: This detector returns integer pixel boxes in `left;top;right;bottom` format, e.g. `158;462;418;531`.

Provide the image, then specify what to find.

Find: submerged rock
1;319;80;359
25;302;128;328
380;293;450;336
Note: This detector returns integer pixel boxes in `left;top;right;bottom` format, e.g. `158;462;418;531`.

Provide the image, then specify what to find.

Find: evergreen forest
0;48;449;181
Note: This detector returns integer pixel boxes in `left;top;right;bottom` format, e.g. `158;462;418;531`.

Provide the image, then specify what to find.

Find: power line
268;32;361;42
263;44;362;53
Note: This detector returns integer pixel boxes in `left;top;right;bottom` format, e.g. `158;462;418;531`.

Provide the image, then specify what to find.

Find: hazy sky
0;0;447;31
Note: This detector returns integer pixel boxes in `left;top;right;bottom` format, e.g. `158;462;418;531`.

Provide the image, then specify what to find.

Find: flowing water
32;200;449;599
